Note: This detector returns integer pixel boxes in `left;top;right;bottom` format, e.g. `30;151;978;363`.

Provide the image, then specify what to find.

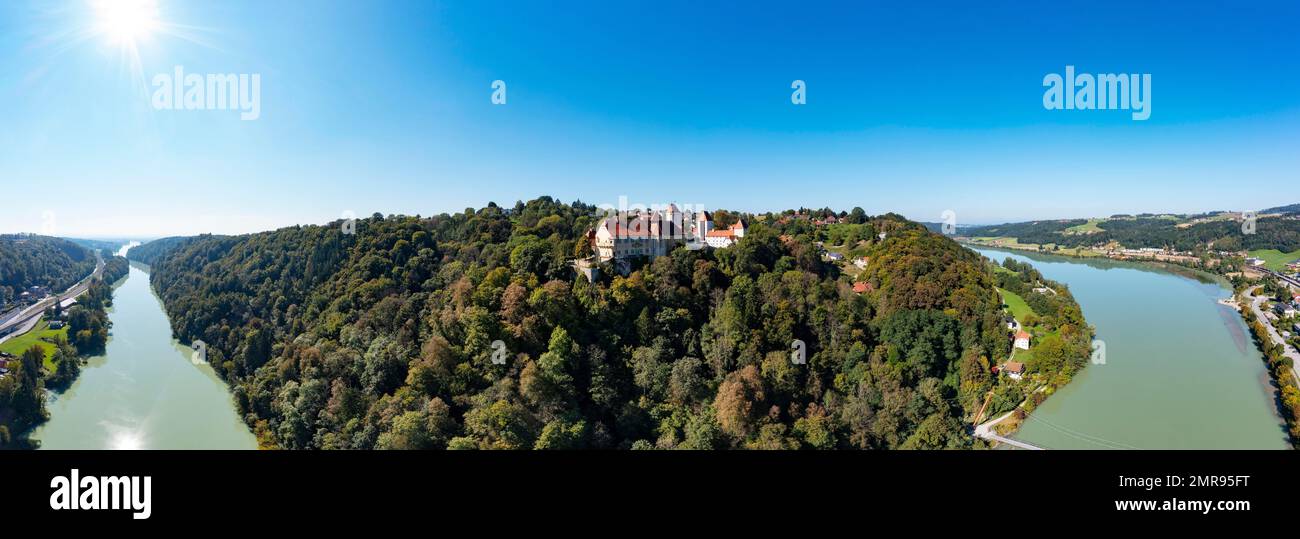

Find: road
1260;267;1300;290
1244;285;1300;387
973;410;1047;450
0;254;104;345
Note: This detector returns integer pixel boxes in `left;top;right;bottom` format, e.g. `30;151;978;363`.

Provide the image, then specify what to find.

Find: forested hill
966;215;1300;252
126;235;208;265
0;235;96;302
146;198;1044;449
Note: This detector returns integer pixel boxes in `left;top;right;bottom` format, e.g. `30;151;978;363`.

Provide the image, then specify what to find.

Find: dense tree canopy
144;198;1077;449
0;235;96;306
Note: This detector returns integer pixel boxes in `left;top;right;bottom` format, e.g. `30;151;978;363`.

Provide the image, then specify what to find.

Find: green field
1247;249;1300;272
0;320;67;371
997;287;1036;322
1063;219;1103;235
966;237;1103;258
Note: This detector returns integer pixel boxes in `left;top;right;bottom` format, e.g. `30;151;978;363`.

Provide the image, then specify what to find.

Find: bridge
973;411;1047;450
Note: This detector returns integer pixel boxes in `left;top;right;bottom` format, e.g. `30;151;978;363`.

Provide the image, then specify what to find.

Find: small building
1014;330;1032;350
1004;361;1026;381
852;257;869;269
1274;303;1297;318
48;320;65;330
703;220;747;249
826;252;844;262
852;281;873;294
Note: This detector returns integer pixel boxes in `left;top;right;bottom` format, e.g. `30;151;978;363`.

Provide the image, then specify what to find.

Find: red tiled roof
1005;361;1025;373
852;282;873;293
1015;331;1031;340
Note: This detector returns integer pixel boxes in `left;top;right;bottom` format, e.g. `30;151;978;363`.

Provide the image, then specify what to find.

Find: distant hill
964;213;1300;252
126;236;208;266
0;235;96;304
64;238;127;253
1262;203;1300;215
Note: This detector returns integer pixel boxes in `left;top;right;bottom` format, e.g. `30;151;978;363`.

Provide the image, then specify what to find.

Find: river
972;247;1288;449
31;245;256;450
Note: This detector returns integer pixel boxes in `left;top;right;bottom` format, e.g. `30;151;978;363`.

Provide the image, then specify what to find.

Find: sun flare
92;0;160;44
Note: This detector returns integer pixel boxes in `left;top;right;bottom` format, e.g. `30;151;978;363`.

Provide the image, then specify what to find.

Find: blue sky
1;0;1297;237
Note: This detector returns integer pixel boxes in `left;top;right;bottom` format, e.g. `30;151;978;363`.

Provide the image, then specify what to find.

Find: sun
92;0;160;44
109;431;144;450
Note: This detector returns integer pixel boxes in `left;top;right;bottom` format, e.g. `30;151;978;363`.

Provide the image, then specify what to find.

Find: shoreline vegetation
972;243;1299;449
0;252;129;449
968;252;1094;447
1238;284;1300;448
124;201;1089;450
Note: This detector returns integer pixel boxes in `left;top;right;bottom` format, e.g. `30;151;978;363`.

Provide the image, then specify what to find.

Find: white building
592;206;744;264
1004;361;1026;381
1014;330;1032;350
704;219;747;248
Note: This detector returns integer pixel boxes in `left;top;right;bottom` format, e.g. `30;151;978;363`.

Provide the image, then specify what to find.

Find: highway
0;254;104;345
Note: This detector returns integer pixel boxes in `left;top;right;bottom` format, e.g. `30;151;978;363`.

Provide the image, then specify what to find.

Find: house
1004;361;1026;381
1274;302;1297;318
826;252;844;262
852;257;869;269
704;220;747;248
48;320;65;330
1004;315;1019;331
1245;257;1266;267
1014;330;1032;350
852;281;873;294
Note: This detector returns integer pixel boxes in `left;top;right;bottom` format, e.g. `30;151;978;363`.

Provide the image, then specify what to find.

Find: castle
590;204;746;263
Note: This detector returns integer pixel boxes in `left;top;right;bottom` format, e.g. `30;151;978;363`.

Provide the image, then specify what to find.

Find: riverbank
970;246;1288;449
30;262;256;449
1239;285;1300;447
0;255;130;449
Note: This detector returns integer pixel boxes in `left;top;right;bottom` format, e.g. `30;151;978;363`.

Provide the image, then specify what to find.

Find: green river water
31;255;255;450
973;247;1287;449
